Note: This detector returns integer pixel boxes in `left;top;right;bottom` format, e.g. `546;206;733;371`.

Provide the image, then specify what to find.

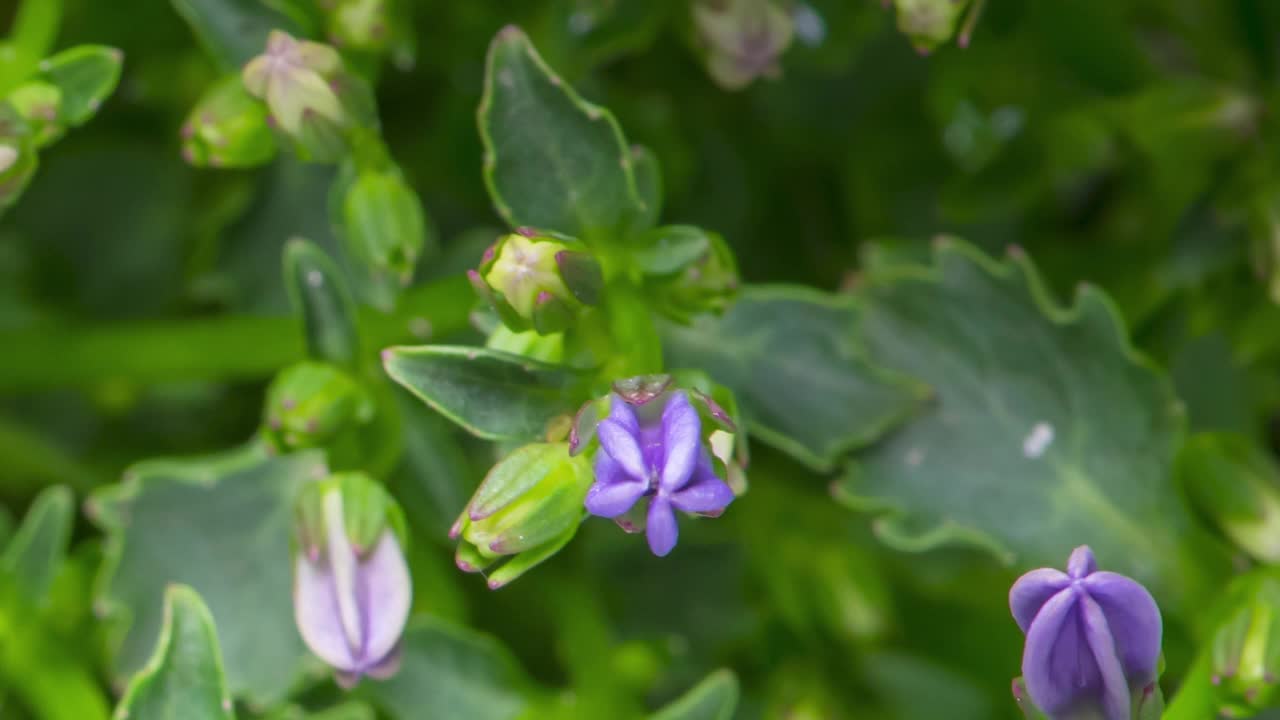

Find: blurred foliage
4;0;1280;719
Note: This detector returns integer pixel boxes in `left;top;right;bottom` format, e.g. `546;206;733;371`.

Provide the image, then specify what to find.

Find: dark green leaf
114;585;235;720
358;618;536;720
650;669;739;720
382;345;586;440
171;0;308;71
478;26;646;242
89;445;327;705
1;485;72;604
283;238;361;369
662;285;930;471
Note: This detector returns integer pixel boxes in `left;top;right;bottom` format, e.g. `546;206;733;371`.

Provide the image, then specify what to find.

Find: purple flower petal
591;446;631;487
363;643;403;680
646;498;678;557
658;391;701;492
597;418;646;481
585;475;648;517
294;555;356;672
670;473;734;515
1080;593;1132;720
1083;571;1162;686
1068;545;1097;579
607;395;640;434
1009;568;1070;634
1023;587;1103;718
356;531;412;672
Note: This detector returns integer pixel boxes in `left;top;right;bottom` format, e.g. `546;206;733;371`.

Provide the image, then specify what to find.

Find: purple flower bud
294;474;411;688
1009;546;1162;720
584;389;735;557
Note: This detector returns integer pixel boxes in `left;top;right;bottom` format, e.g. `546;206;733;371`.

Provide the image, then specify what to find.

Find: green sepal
7;81;62;147
294;471;407;558
262;361;373;453
35;45;123;127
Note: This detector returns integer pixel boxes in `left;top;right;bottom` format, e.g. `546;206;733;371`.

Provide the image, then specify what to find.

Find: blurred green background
4;1;1280;718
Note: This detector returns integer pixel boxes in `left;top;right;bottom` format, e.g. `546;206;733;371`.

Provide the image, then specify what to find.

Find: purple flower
584;390;735;557
1009;546;1162;720
294;475;411;688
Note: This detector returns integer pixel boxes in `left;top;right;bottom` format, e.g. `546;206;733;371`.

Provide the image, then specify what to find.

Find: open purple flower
1009;546;1162;720
584;389;735;557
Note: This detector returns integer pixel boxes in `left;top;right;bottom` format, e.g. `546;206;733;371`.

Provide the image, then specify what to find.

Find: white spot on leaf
306;270;323;288
905;447;924;467
1022;422;1054;459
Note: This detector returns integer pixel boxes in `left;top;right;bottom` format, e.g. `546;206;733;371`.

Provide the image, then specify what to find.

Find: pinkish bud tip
515;226;537;237
487;577;506;590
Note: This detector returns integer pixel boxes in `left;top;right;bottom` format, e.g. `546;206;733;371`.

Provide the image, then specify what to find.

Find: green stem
0;0;63;95
1160;652;1218;720
0;275;473;392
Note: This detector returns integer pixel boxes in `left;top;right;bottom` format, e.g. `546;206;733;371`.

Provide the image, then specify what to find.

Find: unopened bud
326;0;393;52
342;167;429;288
181;76;277;168
451;442;590;589
8;82;63;147
263;362;372;452
635;226;739;322
293;472;410;688
893;0;964;53
1211;571;1280;716
470;231;603;335
693;0;794;90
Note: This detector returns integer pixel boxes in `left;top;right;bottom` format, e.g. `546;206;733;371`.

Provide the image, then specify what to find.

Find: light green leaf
382;345;586;441
478;25;646;243
1;485;72;604
662;285;930;472
259;702;375;720
114;585;235;720
358;617;536;720
650;669;739;720
36;45;123;126
834;240;1223;609
171;0;308;71
283;238;361;370
89;445;327;705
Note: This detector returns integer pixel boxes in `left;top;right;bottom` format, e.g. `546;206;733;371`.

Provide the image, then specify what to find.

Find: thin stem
0;0;64;95
0;275;473;392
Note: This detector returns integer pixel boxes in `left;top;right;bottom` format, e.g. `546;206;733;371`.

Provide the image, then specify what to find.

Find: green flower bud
693;0;794;90
325;0;393;52
1211;571;1280;716
0;107;37;214
263;361;373;453
485;324;565;364
893;0;965;53
450;442;591;589
636;226;740;323
342;167;428;287
469;230;603;335
181;75;277;168
8;82;63;147
1179;434;1280;564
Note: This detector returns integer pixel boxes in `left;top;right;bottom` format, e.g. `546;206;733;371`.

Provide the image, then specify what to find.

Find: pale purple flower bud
1009;546;1162;720
584;389;735;557
294;473;411;688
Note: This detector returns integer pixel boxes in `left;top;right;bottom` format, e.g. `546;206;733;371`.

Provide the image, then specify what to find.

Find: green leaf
382;345;586;440
260;703;376;720
89;445;327;705
171;0;308;71
283;238;362;369
114;585;235;720
1;485;72;604
649;669;739;720
36;45;123;126
833;241;1222;609
662;285;930;472
478;25;646;242
358;617;536;720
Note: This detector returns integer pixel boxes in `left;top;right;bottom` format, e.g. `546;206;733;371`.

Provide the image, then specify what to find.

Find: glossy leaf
114;585;235;720
171;0;309;71
382;345;586;440
35;45;123;127
89;445;327;705
1;484;72;604
357;617;536;720
650;669;739;720
834;241;1222;608
478;26;646;242
662;285;930;471
283;238;361;369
